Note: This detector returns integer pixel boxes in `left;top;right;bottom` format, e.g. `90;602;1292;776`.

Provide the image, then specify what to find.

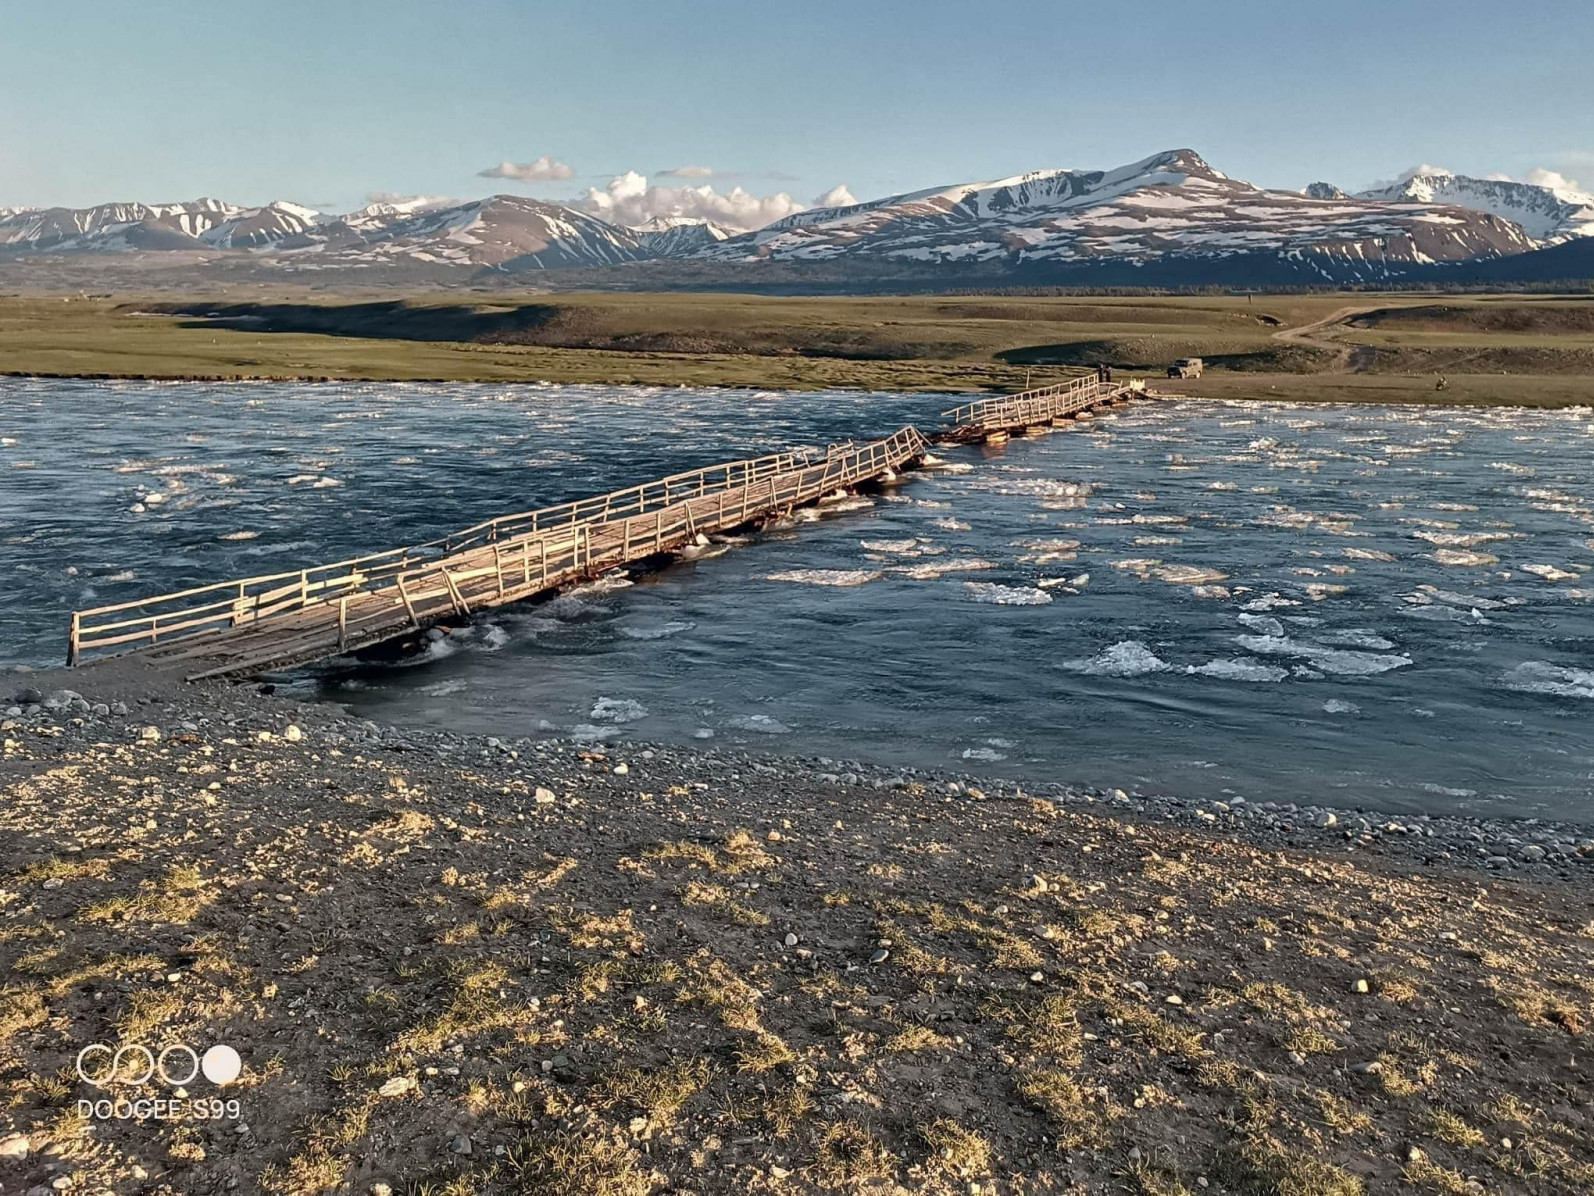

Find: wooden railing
941;374;1110;432
69;427;929;670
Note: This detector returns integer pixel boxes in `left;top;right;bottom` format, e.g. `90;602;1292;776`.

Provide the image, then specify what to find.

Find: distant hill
4;150;1592;290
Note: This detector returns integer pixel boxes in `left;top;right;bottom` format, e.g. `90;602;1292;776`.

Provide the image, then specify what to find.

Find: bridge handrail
69;427;929;664
942;374;1102;428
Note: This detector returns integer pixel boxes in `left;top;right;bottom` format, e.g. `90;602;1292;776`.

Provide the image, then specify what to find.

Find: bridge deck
71;427;930;680
940;375;1141;442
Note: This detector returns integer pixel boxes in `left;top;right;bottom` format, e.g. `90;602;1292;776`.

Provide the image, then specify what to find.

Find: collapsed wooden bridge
69;427;931;679
68;373;1147;680
941;374;1142;444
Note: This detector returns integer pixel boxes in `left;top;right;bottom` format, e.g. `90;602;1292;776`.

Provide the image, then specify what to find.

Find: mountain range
4;150;1591;287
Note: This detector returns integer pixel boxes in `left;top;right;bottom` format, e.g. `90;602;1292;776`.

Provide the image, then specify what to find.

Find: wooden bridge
940;374;1141;444
67;373;1148;680
69;427;932;679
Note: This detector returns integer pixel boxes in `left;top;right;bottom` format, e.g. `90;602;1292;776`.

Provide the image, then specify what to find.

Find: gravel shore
2;663;1591;1194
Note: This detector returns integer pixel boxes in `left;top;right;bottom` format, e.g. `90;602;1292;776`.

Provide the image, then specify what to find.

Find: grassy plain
0;290;1591;403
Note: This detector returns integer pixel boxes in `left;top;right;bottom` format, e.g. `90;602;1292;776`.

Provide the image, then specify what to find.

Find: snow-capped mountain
632;216;730;258
315;195;643;269
690;150;1535;282
0;194;642;270
2;151;1582;284
0;198;241;252
1355;169;1594;244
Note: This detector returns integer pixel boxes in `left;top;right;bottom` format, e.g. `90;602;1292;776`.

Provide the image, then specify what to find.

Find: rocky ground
1;665;1591;1195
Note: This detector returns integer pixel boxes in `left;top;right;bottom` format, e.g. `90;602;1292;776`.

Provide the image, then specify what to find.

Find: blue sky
5;0;1591;223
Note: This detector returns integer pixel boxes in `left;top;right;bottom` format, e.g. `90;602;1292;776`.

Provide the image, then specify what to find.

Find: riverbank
2;667;1591;1194
3;292;1592;404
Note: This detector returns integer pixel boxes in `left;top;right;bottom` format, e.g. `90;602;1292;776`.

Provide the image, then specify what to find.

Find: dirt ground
1;670;1591;1195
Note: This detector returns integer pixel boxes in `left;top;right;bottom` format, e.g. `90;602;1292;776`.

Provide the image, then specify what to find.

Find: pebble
450;1134;472;1156
534;787;557;804
613;762;629;775
139;725;161;741
377;1076;417;1098
1352;978;1369;994
783;932;798;947
285;724;303;742
870;948;890;964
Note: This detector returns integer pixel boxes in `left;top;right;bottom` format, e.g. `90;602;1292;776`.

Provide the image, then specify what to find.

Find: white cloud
576;171;861;233
1520;168;1587;195
364;191;452;209
659;164;715;178
478;155;575;182
577;171;800;233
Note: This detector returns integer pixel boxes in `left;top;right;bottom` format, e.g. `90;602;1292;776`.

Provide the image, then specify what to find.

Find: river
3;378;1591;821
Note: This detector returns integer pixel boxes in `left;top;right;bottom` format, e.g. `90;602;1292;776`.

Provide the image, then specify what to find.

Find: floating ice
1242;593;1300;611
1063;640;1171;677
1322;699;1361;714
892;558;995;580
766;568;882;586
1314;628;1396;650
1522;563;1578;582
1235;634;1412;676
963;582;1053;606
419;679;467;697
962;746;1007;762
617;620;696;640
729;713;793;734
1238;614;1285;636
1188;659;1289;682
1431;548;1498;567
1501;661;1594;699
860;538;920;553
590;697;648;723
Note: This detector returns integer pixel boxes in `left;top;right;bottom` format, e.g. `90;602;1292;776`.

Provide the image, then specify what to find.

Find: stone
139;725;161;741
534;787;557;805
613;762;629;775
1352;978;1369;994
285;724;303;742
0;1133;29;1159
450;1135;472;1156
377;1076;418;1098
1350;1060;1383;1075
370;1184;395;1196
784;932;799;947
1518;844;1546;862
870;948;890;964
1315;811;1337;828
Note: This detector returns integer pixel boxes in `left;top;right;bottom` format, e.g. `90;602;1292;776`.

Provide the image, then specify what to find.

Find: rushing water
4;378;1592;822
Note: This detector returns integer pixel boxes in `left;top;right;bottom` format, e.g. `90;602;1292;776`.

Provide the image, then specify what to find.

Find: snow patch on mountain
1356;169;1594;244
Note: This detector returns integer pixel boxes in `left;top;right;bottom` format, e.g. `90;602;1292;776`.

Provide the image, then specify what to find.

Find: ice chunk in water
1063;641;1171;677
1501;661;1594;699
963;582;1053;606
